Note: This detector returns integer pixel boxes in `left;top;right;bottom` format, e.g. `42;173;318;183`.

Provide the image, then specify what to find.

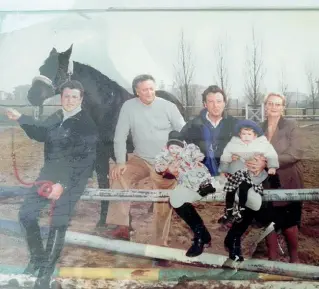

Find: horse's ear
63;44;73;59
50;47;57;56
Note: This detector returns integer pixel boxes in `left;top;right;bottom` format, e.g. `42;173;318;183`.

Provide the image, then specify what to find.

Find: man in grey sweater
107;74;185;245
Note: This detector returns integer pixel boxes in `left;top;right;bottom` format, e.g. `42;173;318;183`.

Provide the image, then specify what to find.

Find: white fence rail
0;186;318;202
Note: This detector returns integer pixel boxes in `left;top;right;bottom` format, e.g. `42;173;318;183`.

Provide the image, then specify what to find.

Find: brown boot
283;225;299;263
266;231;279;260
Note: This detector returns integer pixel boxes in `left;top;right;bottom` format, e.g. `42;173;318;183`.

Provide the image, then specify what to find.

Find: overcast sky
1;0;319;100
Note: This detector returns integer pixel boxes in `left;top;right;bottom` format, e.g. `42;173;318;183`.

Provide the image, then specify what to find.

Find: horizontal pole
64;235;319;280
0;186;319;202
1;218;318;280
58;267;302;281
0;265;303;282
1;277;318;289
83;188;319;202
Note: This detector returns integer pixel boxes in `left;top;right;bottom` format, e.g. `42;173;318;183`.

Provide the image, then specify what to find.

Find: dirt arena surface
0;123;319;288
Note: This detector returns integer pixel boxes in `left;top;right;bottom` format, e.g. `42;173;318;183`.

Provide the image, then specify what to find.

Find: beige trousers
106;155;176;245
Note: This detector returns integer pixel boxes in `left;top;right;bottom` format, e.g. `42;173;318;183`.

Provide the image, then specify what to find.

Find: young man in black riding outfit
6;80;97;289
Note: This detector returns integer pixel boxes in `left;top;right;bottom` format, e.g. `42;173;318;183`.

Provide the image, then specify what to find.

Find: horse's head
27;45;74;106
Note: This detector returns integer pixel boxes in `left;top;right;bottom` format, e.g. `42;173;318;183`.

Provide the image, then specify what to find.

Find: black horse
27;44;185;227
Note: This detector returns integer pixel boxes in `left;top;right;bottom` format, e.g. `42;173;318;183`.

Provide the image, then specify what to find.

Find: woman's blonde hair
264;92;286;106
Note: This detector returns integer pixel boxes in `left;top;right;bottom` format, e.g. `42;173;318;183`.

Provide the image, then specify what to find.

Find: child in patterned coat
155;130;226;257
155;131;226;208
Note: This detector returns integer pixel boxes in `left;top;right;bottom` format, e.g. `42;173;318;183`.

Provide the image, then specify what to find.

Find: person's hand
167;162;180;177
47;183;64;200
110;163;127;180
220;172;231;179
245;155;266;175
231;154;240;161
198;183;216;197
6;108;21;121
268;168;276;175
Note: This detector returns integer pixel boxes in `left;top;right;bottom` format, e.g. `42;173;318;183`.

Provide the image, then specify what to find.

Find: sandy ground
0;124;319;288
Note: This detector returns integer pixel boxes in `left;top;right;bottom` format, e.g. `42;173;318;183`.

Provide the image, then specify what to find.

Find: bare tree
215;36;230;99
279;68;288;96
173;30;195;119
278;66;290;107
158;80;165;90
306;65;318;116
244;28;265;108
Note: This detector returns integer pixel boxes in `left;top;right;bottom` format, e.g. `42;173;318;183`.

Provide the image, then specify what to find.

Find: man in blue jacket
175;85;238;257
175;85;269;260
6;80;97;289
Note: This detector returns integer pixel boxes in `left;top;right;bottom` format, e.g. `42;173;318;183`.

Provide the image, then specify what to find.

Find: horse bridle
31;60;74;93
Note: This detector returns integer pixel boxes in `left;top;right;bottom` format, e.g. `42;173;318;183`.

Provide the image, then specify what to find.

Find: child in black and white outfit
218;120;280;225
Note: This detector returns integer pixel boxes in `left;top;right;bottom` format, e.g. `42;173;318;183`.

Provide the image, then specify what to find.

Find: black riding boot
224;232;244;261
174;203;211;257
23;222;46;276
33;226;67;289
96;147;110;228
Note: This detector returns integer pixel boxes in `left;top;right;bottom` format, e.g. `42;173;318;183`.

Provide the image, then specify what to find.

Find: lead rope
11;126;55;224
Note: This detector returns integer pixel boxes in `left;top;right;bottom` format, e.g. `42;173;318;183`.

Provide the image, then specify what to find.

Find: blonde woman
261;92;304;263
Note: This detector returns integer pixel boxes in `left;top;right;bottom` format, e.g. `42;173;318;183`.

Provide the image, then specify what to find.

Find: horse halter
31;60;74;93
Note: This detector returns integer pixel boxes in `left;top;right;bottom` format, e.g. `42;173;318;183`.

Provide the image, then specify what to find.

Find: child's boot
174;203;211;257
224;232;244;262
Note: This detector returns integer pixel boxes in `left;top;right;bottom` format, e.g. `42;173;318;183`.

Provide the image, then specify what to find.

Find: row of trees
172;28;319;115
0;85;31;102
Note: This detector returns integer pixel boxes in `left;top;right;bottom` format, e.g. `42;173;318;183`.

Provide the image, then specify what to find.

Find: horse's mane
72;60;133;99
66;59;185;120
